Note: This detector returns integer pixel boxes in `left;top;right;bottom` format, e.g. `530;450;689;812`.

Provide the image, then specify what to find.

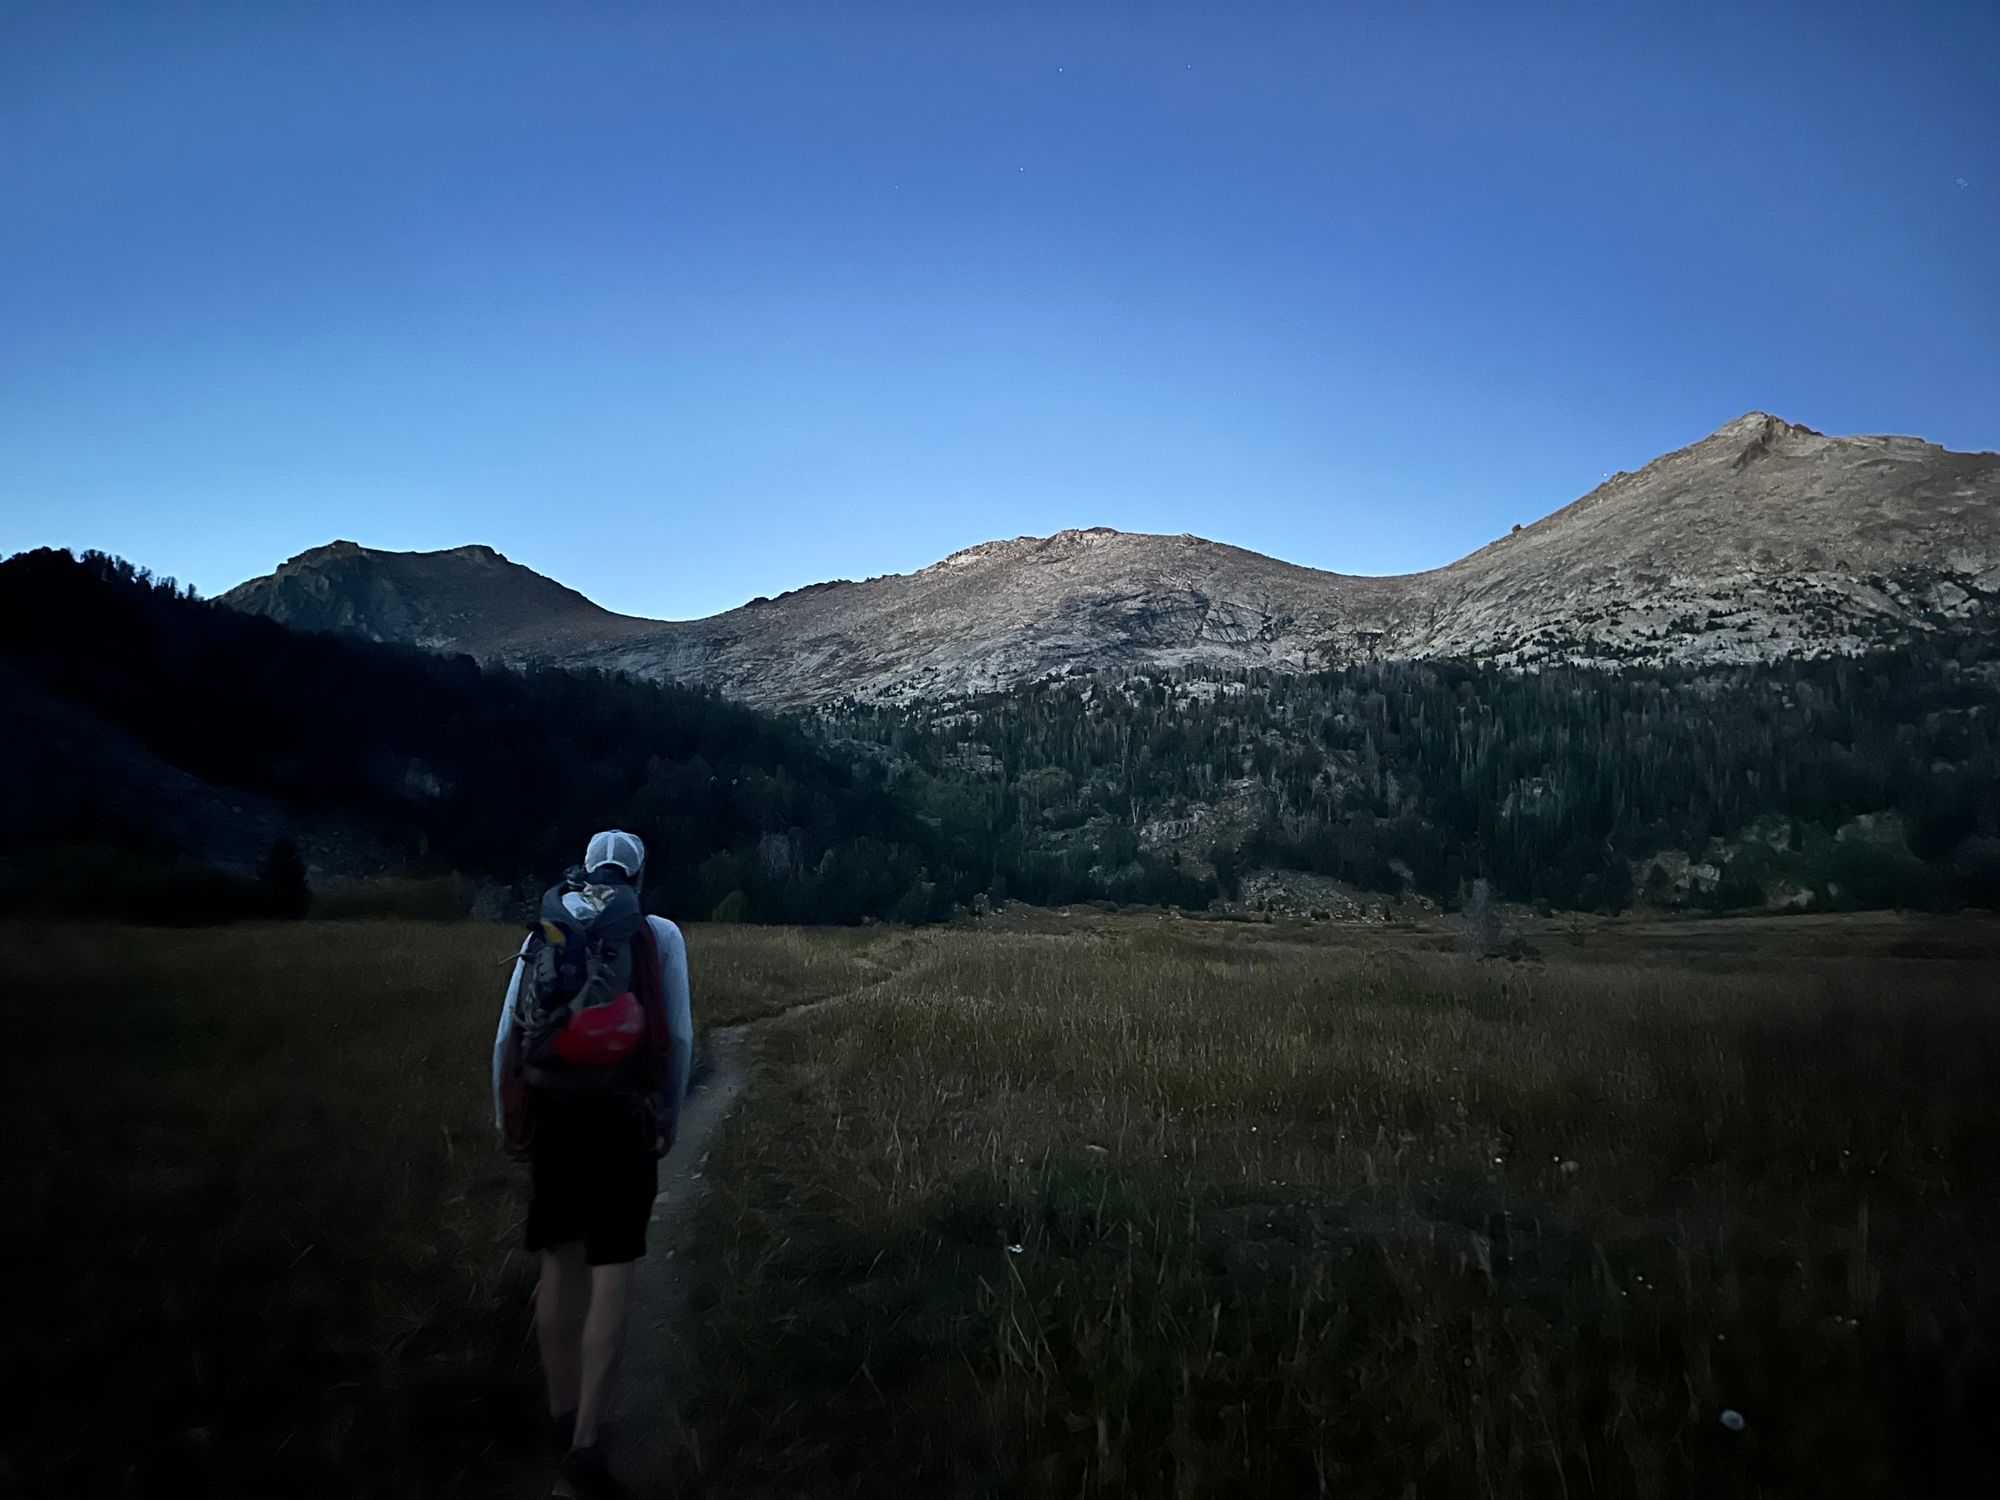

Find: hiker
492;829;694;1498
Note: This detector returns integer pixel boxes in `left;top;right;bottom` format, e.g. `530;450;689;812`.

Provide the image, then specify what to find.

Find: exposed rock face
221;540;649;654
1402;414;1999;667
223;415;1998;705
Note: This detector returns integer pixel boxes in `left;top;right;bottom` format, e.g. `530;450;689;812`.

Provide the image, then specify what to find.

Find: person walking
492;829;693;1499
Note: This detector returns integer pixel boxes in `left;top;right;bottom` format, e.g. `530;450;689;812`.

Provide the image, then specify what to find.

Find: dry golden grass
1;919;533;1497
0;917;915;1497
10;912;1996;1496
692;922;917;1026
691;913;2000;1498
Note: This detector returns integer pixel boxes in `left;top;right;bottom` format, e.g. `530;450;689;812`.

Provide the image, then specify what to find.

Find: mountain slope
223;415;2000;704
22;549;1999;922
3;549;956;923
222;539;655;654
1404;413;1999;665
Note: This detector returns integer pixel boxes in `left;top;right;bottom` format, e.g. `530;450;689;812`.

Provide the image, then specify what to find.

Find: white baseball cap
584;828;646;880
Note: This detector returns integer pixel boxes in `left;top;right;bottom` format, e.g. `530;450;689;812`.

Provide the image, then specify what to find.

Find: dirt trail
511;957;916;1497
500;1027;748;1500
607;1024;749;1495
610;968;910;1493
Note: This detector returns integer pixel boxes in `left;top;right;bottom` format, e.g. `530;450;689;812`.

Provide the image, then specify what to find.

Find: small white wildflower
1006;1243;1024;1254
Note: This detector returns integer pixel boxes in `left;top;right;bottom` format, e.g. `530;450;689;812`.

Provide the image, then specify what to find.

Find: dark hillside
10;547;1996;925
0;549;952;924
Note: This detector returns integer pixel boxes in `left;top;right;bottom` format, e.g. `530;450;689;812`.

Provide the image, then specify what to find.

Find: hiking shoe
548;1408;576;1456
552;1443;628;1500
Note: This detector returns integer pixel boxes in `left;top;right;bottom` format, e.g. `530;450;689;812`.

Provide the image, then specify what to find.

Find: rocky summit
224;415;1999;705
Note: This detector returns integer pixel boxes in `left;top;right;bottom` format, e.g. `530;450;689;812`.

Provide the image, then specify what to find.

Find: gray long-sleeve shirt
491;914;694;1135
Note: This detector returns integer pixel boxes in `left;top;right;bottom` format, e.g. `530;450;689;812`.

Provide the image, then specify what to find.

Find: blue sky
2;1;1995;621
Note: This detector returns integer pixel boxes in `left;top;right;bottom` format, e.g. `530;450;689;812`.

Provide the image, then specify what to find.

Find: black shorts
524;1090;660;1266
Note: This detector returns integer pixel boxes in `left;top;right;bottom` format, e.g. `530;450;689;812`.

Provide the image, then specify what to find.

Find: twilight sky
2;0;1995;621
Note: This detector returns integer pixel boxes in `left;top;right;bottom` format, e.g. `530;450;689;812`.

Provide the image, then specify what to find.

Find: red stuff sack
551;990;647;1068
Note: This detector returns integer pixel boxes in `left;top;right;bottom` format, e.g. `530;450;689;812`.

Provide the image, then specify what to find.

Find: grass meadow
689;911;2000;1498
5;910;1997;1497
0;917;907;1497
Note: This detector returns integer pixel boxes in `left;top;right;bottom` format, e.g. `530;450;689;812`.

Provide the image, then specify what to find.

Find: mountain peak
222;541;627;652
929;526;1127;573
282;539;512;569
1710;412;1820;442
285;538;365;566
224;415;1998;704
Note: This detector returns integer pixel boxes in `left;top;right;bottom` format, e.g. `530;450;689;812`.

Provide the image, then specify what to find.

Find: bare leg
573;1261;637;1448
535;1243;590;1419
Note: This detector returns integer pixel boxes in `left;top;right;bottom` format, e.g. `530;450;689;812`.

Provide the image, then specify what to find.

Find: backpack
512;868;661;1093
